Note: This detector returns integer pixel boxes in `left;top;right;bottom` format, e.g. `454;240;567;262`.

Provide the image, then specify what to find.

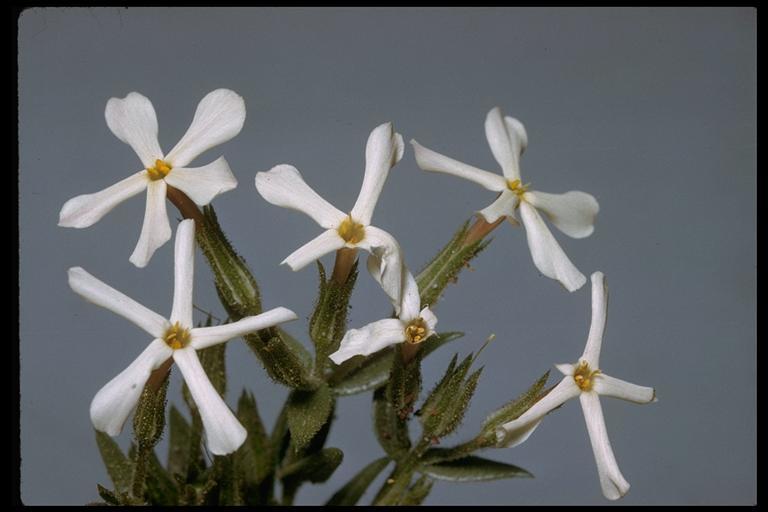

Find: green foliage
401;475;434;505
95;431;133;495
328;332;464;396
278;447;344;484
325;457;390;506
310;261;358;372
133;374;169;450
286;383;335;452
416;220;492;307
243;330;320;390
197;344;227;396
373;386;411;459
166;406;194;480
420;455;532;482
481;370;551;443
235;390;272;486
388;350;422;420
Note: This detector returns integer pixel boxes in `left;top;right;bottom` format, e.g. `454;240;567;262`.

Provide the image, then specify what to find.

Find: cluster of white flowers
60;89;655;500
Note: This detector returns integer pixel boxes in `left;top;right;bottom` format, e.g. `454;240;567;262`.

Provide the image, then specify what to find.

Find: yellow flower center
337;216;366;244
404;318;429;345
146;159;173;181
506;179;530;199
163;321;191;350
572;360;601;392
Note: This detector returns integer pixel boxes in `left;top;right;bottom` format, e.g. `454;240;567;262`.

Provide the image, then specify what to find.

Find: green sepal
325;457;390;506
243;330;320;390
196;205;261;319
309;261;358;372
400;474;434;505
481;370;550;440
373;387;411;458
286;383;335;452
329;332;464;396
420;354;483;439
132;371;169;449
420;455;533;482
388;349;422;420
94;430;133;494
416;220;492;307
235;390;272;486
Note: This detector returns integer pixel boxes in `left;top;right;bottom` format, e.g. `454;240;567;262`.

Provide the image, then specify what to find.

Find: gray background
19;7;756;505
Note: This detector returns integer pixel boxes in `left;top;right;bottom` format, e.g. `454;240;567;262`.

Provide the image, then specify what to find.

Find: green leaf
236;390;272;485
388;350;422;420
278;327;313;370
400;474;433;505
95;430;133;494
329;332;464;396
279;447;344;484
166;406;192;479
286;383;335;452
420;355;483;439
482;370;550;437
197;343;227;397
133;373;169;449
212;454;243;505
373;387;411;458
244;331;320;390
96;484;120;505
420;455;533;482
144;449;179;505
325;457;390;506
309;261;357;372
416;221;492;307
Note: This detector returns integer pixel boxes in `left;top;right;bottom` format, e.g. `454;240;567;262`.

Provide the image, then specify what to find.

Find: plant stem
331;247;358;285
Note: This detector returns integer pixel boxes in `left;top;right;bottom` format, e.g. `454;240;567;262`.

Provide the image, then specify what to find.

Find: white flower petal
519;201;586;292
191;307;298;350
594;374;656;404
105;92;163;168
90;339;172;436
579;392;631;500
329;318;405;364
582;271;607;367
350;122;404;225
505;116;528;153
359;226;404;311
555;363;575;376
68;267;169;337
420;306;438;333
524;191;599;239
164;156;238;206
411;140;506;192
255;165;347;229
495;377;580;448
129;180;172;268
173;348;246;455
170;219;196;327
485;107;524;180
282;229;345;271
58;171;149;228
399;269;421;321
477;190;518;224
165;89;246;168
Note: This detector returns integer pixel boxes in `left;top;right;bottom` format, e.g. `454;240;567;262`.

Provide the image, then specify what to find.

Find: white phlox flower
411;107;599;292
495;272;656;500
329;268;436;364
68;219;298;455
59;89;246;268
255;122;406;305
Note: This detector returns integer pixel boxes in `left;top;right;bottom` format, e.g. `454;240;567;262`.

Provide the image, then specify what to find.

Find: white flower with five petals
59;89;246;267
255;122;406;305
495;272;656;500
411;107;599;291
68;219;298;455
330;269;436;364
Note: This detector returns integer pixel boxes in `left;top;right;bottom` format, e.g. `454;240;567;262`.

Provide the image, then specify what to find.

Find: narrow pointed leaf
325;457;390;506
373;387;411;458
400;474;434;505
279;447;344;484
167;405;192;478
95;430;133;494
420;455;533;482
482;370;550;434
286;383;335;452
96;484;120;505
144;449;179;505
236;390;272;485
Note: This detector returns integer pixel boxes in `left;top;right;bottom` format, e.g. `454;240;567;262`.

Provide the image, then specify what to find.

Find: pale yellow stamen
404;318;429;345
163;321;191;350
147;159;173;181
572;360;601;392
506;179;530;198
337;216;365;244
